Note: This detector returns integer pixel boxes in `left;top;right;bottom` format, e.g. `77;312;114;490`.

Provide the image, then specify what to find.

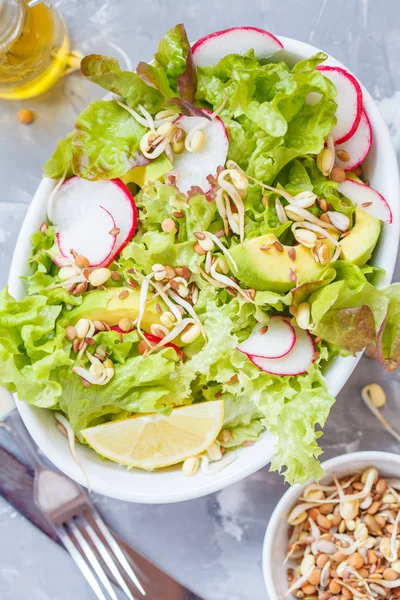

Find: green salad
1;24;400;483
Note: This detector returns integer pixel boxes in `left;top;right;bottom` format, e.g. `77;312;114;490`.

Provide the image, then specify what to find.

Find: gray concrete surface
1;1;400;598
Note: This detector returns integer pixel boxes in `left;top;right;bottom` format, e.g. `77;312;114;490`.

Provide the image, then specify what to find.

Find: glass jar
0;0;70;99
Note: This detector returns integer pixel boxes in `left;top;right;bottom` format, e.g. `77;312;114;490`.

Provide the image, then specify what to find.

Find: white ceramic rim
262;451;400;599
7;35;400;503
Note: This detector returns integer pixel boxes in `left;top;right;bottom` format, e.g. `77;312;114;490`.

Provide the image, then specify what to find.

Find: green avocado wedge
340;209;381;267
230;234;325;293
67;287;166;330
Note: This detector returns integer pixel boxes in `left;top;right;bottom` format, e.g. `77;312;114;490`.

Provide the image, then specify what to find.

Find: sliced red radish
192;27;283;67
248;327;316;376
338;178;392;223
57;204;117;267
316;66;363;144
48;177;138;267
111;325;135;334
335;110;372;171
173;110;228;194
143;333;185;361
237;316;296;360
111;328;184;361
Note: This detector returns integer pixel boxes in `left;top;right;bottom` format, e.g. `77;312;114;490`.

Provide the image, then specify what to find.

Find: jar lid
0;0;25;54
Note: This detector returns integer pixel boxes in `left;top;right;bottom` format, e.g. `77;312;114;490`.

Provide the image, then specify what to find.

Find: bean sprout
55;413;91;491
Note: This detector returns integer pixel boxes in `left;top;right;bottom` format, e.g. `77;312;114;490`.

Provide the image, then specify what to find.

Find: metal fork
0;404;146;600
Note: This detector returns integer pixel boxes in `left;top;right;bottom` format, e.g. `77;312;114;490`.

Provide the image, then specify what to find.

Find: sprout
215;188;229;236
199;452;237;475
218;170;245;243
72;353;114;385
136;275;152;344
225;195;240;235
146;318;195;355
140;130;171;160
138;103;156;130
147;279;183;323
167;289;206;339
210;92;228;119
388;510;400;562
210;260;255;303
184;116;210;153
47;164;69;221
115;99;154;129
361;387;400;442
285;205;340;232
285;566;315;596
76;320;96;362
195;262;227;289
153;108;180;128
204;231;238;272
55;413;91;491
205;251;212;274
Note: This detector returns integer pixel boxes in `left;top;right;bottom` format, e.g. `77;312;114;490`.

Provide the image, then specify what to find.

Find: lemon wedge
81;400;224;470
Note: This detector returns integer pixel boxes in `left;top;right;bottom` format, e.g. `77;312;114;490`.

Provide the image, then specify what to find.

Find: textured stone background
1;1;400;598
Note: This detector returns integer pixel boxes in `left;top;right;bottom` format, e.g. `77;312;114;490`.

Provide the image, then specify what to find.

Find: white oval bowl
8;36;400;503
263;451;400;599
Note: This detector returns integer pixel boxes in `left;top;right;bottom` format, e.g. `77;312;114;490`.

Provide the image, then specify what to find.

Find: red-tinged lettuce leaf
154;23;190;80
136;62;175;98
289;269;336;316
186;186;204;199
313;305;375;355
80;54;164;113
205;165;224;201
176;25;197;102
164;98;212;120
375;283;400;371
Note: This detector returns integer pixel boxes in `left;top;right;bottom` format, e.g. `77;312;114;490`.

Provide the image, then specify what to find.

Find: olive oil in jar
0;0;70;99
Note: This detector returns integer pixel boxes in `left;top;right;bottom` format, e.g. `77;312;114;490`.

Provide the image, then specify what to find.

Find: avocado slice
230;234;324;293
68;288;166;330
121;155;172;187
340;209;381;266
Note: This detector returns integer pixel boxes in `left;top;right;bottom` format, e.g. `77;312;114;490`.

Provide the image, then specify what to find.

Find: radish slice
143;333;185;361
237;316;296;360
111;326;135;334
316;66;363;144
335;110;372;171
111;329;185;361
57;205;116;266
49;177;138;267
173;110;228;194
338;178;392;224
192;26;283;67
249;327;316;376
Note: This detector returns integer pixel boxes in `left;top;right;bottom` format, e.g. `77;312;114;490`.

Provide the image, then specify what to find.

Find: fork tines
56;510;145;600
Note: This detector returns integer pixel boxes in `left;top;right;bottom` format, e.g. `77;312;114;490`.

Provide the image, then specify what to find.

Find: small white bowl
7;37;400;503
263;451;400;599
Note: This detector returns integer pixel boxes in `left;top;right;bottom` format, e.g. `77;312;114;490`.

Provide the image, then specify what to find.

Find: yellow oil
0;2;70;99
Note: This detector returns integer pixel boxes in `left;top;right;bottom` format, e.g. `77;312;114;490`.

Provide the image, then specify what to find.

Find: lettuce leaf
197;52;337;184
155;23;190;81
0;288;72;408
298;262;394;356
136;62;175;98
265;366;335;482
43;133;73;179
120;232;198;274
376;283;400;371
80;55;164;113
72;100;146;180
314;305;376;354
57;349;180;431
